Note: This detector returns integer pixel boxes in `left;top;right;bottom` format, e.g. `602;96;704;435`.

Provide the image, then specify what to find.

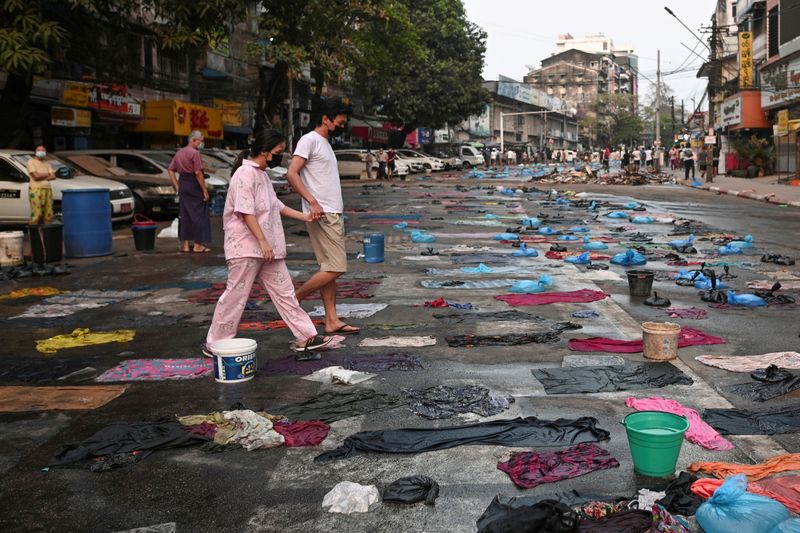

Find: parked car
0;150;134;224
392;151;425;173
395;149;445;171
429;149;463;170
458;145;484;168
333;149;410;179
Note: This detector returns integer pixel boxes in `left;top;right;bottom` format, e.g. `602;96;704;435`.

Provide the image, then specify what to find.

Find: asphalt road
1;172;799;532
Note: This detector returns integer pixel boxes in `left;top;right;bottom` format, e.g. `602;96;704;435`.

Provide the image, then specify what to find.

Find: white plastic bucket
209;338;257;384
0;231;24;267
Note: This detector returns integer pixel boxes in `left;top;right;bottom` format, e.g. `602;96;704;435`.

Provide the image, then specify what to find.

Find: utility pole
681;99;685;127
671;96;676;141
655;50;661;169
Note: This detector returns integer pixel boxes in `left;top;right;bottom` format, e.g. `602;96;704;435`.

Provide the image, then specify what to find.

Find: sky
462;0;717;111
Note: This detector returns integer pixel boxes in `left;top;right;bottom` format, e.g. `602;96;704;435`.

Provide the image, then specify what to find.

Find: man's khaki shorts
306;213;348;273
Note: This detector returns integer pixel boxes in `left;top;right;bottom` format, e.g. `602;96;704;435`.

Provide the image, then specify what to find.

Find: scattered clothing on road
497;443;619;489
532;364;692;394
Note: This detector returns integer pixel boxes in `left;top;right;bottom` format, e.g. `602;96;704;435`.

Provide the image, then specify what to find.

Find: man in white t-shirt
287;98;360;337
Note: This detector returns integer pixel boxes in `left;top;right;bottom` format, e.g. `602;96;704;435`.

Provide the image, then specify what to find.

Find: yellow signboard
51;106;91;128
132;100;223;140
777;109;789;135
213;99;242;127
739;32;753;88
62;82;91;108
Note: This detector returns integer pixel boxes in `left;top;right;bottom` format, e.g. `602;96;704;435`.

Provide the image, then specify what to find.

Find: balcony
735;0;765;24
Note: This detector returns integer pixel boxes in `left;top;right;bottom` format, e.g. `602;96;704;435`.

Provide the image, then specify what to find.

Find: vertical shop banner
739;32;754;88
777;109;789;135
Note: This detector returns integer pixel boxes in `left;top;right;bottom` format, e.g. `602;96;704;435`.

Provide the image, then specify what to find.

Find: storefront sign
212;98;242;127
761;55;800;109
61;82;91;108
87;85;140;117
777;109;790;135
739;32;754;88
721;95;742;127
173;101;223;139
51;106;91;128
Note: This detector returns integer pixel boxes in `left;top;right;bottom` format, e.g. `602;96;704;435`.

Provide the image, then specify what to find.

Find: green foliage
732;134;774;164
0;0;66;74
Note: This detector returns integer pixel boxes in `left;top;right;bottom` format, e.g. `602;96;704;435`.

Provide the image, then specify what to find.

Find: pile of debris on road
536;165;674;186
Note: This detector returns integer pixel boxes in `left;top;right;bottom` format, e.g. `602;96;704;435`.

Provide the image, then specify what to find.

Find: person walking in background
168;131;212;253
206;129;332;356
26;145;56;224
365;150;375;180
377;148;388;180
682;146;695;181
632;147;641;171
697;146;708;180
387;148;397;179
490;147;498;168
287;98;360;336
621;149;631;172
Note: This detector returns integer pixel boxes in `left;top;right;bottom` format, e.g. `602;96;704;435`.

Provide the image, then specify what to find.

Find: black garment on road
314;416;611;462
450;254;514;264
531;364;692;394
703;404;800;435
577;509;652;532
654;471;703;516
277;389;402;424
447;331;561;347
402;385;514;419
477;491;618;533
478;500;579;533
752;365;793;383
433;310;546;325
382;475;440;505
47;420;209;468
727;370;800;402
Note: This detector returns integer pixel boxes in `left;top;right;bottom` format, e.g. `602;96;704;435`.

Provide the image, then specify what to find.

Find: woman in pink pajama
206;130;332;356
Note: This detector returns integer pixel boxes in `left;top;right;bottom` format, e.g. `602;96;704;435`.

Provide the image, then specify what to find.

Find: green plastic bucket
623;411;689;477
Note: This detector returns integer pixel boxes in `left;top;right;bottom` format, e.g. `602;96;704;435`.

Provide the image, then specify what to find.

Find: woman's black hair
232;129;286;172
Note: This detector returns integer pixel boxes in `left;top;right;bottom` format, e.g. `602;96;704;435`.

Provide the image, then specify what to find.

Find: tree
582;93;641;147
355;0;490;134
639;81;676;143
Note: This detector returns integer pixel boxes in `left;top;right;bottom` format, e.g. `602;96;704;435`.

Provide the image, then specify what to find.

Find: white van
459;145;483;167
0;150;134;225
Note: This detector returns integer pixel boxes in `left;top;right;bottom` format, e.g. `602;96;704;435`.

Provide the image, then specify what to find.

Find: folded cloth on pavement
497;443;619;489
382;475;440;505
0;385;127;413
358;336;436;348
314;416;610;462
95;359;213;382
531;364;692;394
446;332;561;347
402;384;513;419
277;389;402;424
568;328;725;353
272;421;330;447
495;289;609;307
703;404;800;435
688;452;800;481
262;353;423;375
434;310;546;324
695;352;800;372
421;279;518;289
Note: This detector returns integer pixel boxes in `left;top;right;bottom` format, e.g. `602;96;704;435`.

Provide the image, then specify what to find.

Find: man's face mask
327;117;346;137
268;153;283;168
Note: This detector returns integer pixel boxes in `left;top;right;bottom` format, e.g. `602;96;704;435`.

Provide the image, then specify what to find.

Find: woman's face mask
268;153;283;168
35;150;47;158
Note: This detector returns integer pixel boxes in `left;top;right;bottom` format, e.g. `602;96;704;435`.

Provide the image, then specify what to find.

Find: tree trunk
0;73;34;148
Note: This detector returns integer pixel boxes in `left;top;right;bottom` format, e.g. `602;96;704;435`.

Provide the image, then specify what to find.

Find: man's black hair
314;97;353;126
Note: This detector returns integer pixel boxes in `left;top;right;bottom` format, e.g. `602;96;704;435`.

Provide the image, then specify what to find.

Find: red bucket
131;214;156;228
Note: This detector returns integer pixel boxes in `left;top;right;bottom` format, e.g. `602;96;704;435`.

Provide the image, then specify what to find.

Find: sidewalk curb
681;181;800;208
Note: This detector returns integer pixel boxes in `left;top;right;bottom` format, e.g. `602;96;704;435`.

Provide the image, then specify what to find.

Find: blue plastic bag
696;474;788;533
558;235;580;241
392;221;409;230
521;217;541;228
668;234;694;249
493;232;519;241
462;263;493;274
555;198;570;205
565;252;591;265
509;275;553;294
484;213;499;219
410;231;436;243
631;216;653;224
693;274;729;290
569;226;589;233
624;201;640;209
726;290;768;307
719;243;743;255
611;249;647;266
588;200;598;210
769;519;800;533
538;226;558;235
729;235;754;249
582;236;608;250
606;211;627;218
512;243;539;257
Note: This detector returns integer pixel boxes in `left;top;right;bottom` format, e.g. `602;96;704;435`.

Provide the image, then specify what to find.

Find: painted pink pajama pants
206;258;317;345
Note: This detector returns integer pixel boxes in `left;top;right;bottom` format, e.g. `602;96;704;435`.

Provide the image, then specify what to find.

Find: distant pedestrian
621;149;631;172
287;97;360;336
507;149;516;166
632;148;641;171
490;148;498;167
682;146;695;180
387;148;397;179
205;129;332;355
377;148;387;180
365;150;375;180
483;147;491;168
697;147;708;179
168;130;212;253
602;146;611;170
645;148;653;167
26;144;56;225
669;147;680;170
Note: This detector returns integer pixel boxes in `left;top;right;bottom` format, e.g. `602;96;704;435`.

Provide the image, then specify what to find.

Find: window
114;155;162;175
768;7;779;57
0;159;26;182
603;42;608;50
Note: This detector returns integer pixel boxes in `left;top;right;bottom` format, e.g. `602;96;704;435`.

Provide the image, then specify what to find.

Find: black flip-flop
325;324;360;335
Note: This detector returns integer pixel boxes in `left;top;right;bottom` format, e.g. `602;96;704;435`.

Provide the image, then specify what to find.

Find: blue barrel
363;233;385;263
62;189;113;258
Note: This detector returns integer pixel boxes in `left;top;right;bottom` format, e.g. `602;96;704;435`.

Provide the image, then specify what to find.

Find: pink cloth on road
666;307;708;320
625;396;734;451
273;421;331;447
223;159;287;261
206;258;317;345
568;327;725;353
495;289;609;307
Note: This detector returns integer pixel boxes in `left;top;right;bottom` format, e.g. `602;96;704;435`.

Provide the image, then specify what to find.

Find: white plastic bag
322;481;380;514
158;218;179;239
